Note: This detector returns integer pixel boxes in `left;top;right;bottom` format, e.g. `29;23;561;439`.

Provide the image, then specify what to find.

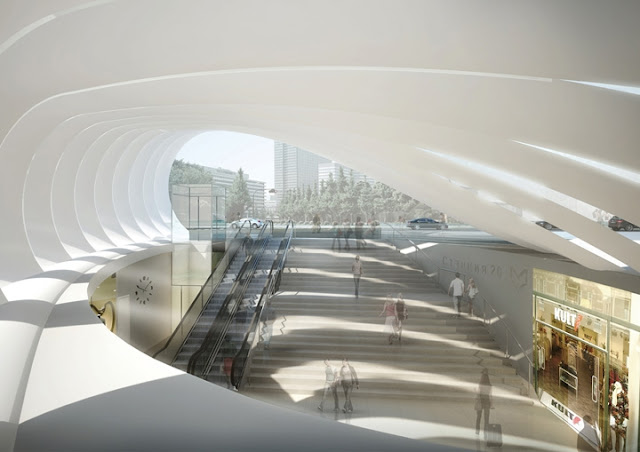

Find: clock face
135;275;153;304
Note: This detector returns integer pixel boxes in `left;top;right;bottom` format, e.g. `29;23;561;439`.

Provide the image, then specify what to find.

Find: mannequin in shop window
609;380;629;452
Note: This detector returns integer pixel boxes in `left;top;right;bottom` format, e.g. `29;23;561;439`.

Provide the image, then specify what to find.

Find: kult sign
554;307;583;332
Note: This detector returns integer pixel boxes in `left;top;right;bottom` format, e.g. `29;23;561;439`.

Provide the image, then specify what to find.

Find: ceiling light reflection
569;238;628;268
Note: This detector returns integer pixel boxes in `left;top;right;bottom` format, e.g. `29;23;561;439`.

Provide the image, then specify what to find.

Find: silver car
231;218;263;229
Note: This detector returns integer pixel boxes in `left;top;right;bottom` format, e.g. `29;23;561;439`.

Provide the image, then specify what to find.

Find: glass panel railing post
483;299;486;326
505;329;509;358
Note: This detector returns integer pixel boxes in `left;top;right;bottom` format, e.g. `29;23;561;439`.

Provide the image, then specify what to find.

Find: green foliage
226;168;252;221
169;159;214;186
277;176;434;224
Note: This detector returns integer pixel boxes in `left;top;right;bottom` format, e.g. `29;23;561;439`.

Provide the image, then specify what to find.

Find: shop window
566;279;580;304
612;291;631;322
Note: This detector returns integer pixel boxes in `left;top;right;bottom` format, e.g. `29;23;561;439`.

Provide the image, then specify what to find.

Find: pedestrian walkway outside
243;238;591;451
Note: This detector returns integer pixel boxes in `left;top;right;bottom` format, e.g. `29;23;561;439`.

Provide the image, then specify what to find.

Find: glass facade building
274;141;330;204
533;269;639;451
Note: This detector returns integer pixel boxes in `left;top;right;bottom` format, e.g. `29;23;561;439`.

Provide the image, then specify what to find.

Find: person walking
318;359;339;412
242;231;253;256
312;213;321;233
331;222;343;251
379;294;398;344
351;255;363;298
395;292;407;342
343;220;353;250
475;368;493;438
465;278;479;317
355;216;365;249
448;272;465;317
339;358;359;413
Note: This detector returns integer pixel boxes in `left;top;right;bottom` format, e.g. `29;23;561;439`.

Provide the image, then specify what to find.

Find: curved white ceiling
1;0;640;284
1;3;639;451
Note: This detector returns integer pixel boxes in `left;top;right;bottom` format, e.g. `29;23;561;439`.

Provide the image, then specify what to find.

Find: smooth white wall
391;240;640;378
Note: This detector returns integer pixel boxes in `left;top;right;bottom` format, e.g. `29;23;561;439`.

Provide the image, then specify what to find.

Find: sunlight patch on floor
292;246;420;273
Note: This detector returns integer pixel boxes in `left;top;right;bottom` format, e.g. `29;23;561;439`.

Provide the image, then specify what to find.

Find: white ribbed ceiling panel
0;1;638;278
0;3;639;451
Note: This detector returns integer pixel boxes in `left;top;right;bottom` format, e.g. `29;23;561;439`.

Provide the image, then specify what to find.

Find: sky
176;131;275;187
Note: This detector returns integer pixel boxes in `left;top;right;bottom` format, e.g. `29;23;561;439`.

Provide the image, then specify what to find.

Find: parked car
406;218;448;230
608;216;638;231
231;218;264;229
535;221;559;230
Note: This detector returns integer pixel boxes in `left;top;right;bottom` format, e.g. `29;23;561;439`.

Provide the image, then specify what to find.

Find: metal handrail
384;222;534;395
231;221;295;390
187;221;273;378
152;225;247;363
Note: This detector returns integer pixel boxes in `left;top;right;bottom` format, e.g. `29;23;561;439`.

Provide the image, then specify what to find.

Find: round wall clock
135;275;153;304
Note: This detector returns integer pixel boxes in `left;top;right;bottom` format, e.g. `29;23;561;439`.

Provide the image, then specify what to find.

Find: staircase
244;238;531;406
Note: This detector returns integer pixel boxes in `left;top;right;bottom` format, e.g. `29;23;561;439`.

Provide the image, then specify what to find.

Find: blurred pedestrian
465;278;479;317
379;294;398;344
475;368;493;437
312;213;321;233
343;219;353;250
355;216;365;249
448;272;464;317
340;358;359;413
242;231;253;255
331;222;343;251
351;255;363;298
318;359;339;412
395;292;407;342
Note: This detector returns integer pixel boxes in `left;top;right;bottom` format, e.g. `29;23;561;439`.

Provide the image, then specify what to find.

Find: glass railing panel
231;221;294;389
153;235;244;364
188;222;274;379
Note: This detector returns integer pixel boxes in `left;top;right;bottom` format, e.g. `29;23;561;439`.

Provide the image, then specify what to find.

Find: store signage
554;307;583;331
540;392;599;448
541;392;584;431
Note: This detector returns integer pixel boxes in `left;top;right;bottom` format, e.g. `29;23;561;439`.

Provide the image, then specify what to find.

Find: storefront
533;269;639;451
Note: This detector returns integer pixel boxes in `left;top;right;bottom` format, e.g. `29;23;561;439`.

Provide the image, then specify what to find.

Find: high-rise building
318;161;376;185
274;142;330;203
203;166;265;215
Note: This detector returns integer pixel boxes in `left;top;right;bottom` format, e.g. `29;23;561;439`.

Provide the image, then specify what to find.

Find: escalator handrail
152;225;248;361
186;225;266;373
187;221;273;377
231;221;295;389
199;223;271;377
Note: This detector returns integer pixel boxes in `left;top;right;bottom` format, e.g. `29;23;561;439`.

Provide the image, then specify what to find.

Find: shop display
532;269;638;452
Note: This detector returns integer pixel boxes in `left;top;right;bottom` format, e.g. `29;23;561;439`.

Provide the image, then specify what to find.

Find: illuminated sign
554;307;583;331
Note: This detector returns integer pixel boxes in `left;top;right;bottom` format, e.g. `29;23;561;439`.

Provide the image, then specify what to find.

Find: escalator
153;220;294;390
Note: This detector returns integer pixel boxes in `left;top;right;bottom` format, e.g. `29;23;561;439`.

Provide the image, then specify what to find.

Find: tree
276;170;437;224
226;168;251;221
169;159;214;187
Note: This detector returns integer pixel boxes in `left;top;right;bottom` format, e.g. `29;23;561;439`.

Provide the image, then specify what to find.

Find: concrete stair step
267;307;471;320
267;318;490;334
244;383;533;405
265;329;496;343
247;372;525;391
267;331;495;344
253;346;502;361
249;359;517;375
234;237;532;406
